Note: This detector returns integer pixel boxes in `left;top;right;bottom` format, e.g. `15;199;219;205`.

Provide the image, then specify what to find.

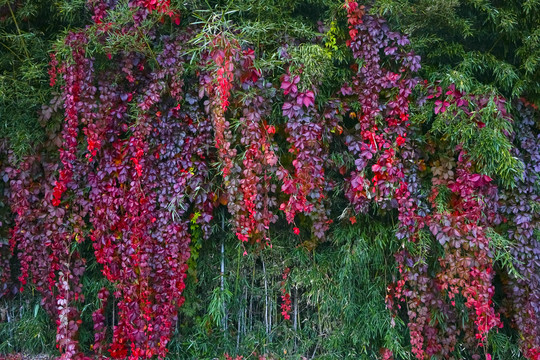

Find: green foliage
372;0;540;104
486;228;522;280
430;94;524;186
371;0;538;187
0;295;56;355
0;0;87;155
488;331;524;360
143;213;413;359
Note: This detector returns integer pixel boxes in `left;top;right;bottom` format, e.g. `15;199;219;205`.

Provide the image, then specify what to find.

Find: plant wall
0;0;538;359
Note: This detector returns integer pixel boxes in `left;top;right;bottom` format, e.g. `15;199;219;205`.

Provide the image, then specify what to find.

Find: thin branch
0;41;24;62
7;1;30;60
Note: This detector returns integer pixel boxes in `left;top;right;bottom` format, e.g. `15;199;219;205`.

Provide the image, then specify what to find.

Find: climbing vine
0;0;539;359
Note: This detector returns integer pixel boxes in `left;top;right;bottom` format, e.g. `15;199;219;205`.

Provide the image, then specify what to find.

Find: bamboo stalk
293;286;298;351
249;265;254;332
262;255;269;338
221;215;227;332
7;1;30;60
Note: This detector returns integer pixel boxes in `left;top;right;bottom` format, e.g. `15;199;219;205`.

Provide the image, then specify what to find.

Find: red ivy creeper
278;71;330;239
202;35;238;180
342;1;420;213
234;80;278;243
280;267;292;321
429;153;502;352
6;154;86;359
53;31;94;207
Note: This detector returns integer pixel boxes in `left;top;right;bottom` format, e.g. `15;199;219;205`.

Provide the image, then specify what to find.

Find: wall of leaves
0;0;538;359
